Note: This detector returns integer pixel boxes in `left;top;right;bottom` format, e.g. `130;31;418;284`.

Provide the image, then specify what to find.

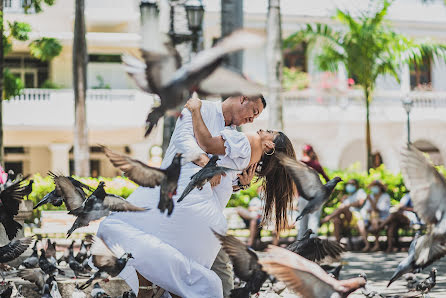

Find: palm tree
284;0;446;170
266;0;284;130
73;0;89;176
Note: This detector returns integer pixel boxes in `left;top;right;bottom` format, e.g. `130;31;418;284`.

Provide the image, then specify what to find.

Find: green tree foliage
29;37;62;61
284;0;446;171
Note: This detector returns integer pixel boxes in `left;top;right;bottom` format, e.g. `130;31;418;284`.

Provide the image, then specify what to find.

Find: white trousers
296;196;322;239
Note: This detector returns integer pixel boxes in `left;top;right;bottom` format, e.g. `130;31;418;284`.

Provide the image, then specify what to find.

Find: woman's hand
184;93;202;114
238;163;257;186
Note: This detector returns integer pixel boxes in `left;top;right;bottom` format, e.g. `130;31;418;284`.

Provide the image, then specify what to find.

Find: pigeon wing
103;194;146;212
401;145;446;225
18;268;45;289
102;146;166;187
414;234;446;268
198;67;265;97
277;153;324;201
53;176;86;211
213;231;260;282
0;178;29;215
0;237;32;263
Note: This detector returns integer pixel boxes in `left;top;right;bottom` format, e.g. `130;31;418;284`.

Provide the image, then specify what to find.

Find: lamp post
401;95;414;145
167;0;205;52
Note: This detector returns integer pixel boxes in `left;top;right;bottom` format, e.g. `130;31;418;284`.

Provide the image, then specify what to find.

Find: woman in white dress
97;98;296;298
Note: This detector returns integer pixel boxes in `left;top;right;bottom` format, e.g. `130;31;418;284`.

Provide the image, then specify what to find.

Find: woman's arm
184;96;226;155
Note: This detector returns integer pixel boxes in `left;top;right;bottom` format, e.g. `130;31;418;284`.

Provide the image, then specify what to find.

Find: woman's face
257;129;279;143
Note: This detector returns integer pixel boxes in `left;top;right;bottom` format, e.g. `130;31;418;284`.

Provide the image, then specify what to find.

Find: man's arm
175;108;209;167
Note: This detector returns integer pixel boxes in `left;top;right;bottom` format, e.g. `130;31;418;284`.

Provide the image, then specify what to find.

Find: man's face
232;96;264;126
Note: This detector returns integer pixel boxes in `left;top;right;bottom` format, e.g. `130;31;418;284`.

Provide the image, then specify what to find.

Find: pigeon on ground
400;145;446;268
66;181;145;237
34;172;93;210
45;239;57;266
102;146;182;216
0;237;32;277
321;265;343;280
41;284;52;298
21;240;39;268
405;273;419;291
177;155;234;203
79;237;133;290
277;153;342;221
39;249;63;276
49;280;62;298
90;283;110;298
121;290;136;298
287;229;345;264
18;268;55;293
388;234;420;287
0;177;30;240
259;245;366;298
416;268;436;293
58;240;74;265
68;249;86;278
0;282;12;298
124;29;265;137
213;231;268;298
75;241;88;264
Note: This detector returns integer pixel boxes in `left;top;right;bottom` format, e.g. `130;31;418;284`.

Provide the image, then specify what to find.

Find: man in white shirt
142;95;266;297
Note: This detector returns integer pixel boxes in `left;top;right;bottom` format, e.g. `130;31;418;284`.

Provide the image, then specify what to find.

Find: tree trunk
0;1;4;167
365;88;372;172
73;0;89;176
221;0;243;73
266;0;283;130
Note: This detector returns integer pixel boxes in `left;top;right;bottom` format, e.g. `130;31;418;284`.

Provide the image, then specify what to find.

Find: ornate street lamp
401;95;414;144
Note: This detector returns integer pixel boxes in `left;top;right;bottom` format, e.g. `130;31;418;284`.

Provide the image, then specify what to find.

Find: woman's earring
264;147;275;156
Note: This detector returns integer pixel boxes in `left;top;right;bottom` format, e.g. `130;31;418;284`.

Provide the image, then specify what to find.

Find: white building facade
4;0;446;176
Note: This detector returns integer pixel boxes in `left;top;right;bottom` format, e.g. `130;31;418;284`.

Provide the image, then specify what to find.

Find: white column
400;63;410;94
49;144;71;176
129;143;151;164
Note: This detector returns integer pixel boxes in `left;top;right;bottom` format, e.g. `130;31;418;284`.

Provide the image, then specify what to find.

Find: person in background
321;179;367;243
379;192;423;252
358;180;391;251
297;144;330;239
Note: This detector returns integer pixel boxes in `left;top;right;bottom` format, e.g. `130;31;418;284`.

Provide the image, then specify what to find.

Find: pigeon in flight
102;146;182;216
177;155;234;203
287;229;345;264
66;181;146;237
388;234;420;287
79;236;133;290
0;177;30;240
34;172;93;210
400;144;446;268
259;245;367;298
213;230;268;298
124;29;265;137
277;153;342;221
0;237;32;279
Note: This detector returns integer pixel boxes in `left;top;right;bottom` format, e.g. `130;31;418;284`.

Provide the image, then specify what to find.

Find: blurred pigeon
0;237;32;278
58;240;74;265
416;267;436;293
388;234;420;287
21;240;39;268
34;173;93;210
41;284;52;298
45;240;57;266
66;182;145;237
177;155;234;203
90;283;110;298
121;290;136;298
68;249;85;278
213;230;268;298
259;245;366;298
0;282;12;298
321;265;343;280
287;229;345;264
405;273;419;291
22;180;33;199
401;145;446;267
102;146;182;216
18;268;54;293
50;280;62;298
0;177;30;240
79;237;133;290
75;241;88;264
124;29;265;137
277;153;342;221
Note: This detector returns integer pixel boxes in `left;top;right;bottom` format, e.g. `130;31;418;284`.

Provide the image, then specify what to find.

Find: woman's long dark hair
257;132;296;233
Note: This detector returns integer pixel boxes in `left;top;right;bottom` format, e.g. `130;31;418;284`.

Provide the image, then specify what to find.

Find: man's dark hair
247;94;266;108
